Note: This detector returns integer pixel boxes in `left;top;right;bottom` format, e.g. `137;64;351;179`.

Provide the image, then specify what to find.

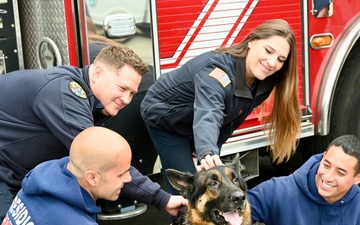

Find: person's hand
164;195;188;216
197;154;224;171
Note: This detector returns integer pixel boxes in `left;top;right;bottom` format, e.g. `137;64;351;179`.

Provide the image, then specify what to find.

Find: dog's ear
225;153;240;169
226;153;245;175
165;169;194;199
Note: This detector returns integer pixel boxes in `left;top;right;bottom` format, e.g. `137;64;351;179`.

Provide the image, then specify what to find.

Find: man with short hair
1;127;187;225
0;45;183;221
248;134;360;225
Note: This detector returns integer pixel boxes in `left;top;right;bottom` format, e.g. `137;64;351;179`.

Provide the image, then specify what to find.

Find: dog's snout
231;191;245;203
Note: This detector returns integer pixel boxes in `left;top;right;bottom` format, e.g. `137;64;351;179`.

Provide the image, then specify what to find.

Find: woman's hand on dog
197;154;224;171
165;195;189;216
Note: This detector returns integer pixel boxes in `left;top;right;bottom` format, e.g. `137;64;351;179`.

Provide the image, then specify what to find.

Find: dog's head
166;154;251;225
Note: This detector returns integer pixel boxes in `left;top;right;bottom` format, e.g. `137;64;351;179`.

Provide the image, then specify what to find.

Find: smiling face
90;63;142;116
315;146;360;203
94;153;132;201
68;127;133;201
245;35;290;83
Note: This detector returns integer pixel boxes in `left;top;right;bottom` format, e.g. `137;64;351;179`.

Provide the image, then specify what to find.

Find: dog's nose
231;191;245;203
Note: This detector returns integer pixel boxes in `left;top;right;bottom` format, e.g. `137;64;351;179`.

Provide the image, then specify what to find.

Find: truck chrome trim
221;121;314;156
150;0;161;78
97;203;147;220
302;0;311;107
12;0;24;70
316;18;360;135
36;37;62;69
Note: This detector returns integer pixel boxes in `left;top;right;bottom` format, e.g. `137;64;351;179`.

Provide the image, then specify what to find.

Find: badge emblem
209;68;231;87
69;81;87;99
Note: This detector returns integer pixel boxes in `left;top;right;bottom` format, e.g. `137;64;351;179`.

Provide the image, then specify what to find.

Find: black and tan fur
166;154;251;225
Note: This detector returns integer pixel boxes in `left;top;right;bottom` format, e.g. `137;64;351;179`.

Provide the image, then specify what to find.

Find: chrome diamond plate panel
18;0;69;69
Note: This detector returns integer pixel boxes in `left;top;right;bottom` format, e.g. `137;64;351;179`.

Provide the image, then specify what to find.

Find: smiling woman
245;35;290;84
140;19;301;196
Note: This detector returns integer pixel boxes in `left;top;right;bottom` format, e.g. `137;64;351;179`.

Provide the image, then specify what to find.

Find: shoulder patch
209;68;231;88
69;81;87;99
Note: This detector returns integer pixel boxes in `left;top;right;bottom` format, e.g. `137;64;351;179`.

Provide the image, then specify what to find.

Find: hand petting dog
165;195;189;216
197;154;224;171
167;154;251;225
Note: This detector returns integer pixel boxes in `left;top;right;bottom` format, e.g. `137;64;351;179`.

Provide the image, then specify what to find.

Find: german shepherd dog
166;154;251;225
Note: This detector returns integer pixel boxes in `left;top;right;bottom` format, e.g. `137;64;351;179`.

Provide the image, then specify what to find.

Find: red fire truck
0;0;359;216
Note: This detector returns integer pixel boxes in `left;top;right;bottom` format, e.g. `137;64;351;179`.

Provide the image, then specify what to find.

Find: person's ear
85;170;99;186
354;173;360;185
248;39;256;48
90;65;103;83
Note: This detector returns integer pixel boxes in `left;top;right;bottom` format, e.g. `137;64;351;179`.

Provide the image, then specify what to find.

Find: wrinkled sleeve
33;76;93;149
247;179;276;224
121;166;170;209
192;66;229;160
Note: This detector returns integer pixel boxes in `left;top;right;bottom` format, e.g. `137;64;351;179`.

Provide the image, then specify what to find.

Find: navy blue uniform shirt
141;51;275;160
0;65;171;212
0;66;100;187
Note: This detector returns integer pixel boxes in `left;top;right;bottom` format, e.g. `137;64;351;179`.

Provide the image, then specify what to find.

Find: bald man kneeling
2;127;187;225
67;126;132;202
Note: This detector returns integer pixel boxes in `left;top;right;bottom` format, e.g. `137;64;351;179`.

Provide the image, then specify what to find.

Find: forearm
121;166;170;209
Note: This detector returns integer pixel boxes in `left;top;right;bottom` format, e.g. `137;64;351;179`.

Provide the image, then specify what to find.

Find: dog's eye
209;180;218;186
233;177;239;183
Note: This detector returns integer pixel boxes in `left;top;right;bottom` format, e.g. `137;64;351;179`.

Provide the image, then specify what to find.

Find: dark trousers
0;181;19;221
145;125;197;195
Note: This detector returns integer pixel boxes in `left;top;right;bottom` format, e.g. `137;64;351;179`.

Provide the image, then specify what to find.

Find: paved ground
98;155;276;225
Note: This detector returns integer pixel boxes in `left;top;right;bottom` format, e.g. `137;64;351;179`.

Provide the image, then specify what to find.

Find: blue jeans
0;181;19;221
145;125;197;195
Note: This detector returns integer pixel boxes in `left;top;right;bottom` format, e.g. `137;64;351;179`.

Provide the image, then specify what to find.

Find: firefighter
248;134;360;225
86;17;158;213
0;45;180;220
2;127;187;225
140;19;302;194
85;17;157;175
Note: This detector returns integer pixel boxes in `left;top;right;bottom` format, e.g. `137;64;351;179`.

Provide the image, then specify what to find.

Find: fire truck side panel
15;0;87;70
64;0;79;67
314;16;360;134
308;0;360;135
0;0;23;74
17;1;68;69
154;0;307;148
285;0;360;167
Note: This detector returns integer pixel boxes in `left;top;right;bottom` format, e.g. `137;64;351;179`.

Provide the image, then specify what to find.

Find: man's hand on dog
165;195;189;216
197;154;224;171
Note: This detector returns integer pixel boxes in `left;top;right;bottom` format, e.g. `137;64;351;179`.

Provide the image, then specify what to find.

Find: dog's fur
166;154;251;225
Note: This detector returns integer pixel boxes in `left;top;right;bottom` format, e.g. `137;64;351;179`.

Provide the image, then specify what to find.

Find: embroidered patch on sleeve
209;68;231;88
69;81;87;99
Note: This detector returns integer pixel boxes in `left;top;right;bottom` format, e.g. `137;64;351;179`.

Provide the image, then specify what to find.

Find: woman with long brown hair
214;19;300;164
140;19;301;194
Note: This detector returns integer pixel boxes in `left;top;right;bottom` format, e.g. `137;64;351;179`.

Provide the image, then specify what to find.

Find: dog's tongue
223;211;242;225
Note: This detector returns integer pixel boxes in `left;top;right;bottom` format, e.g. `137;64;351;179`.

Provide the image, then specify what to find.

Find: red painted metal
64;0;78;66
156;0;303;130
